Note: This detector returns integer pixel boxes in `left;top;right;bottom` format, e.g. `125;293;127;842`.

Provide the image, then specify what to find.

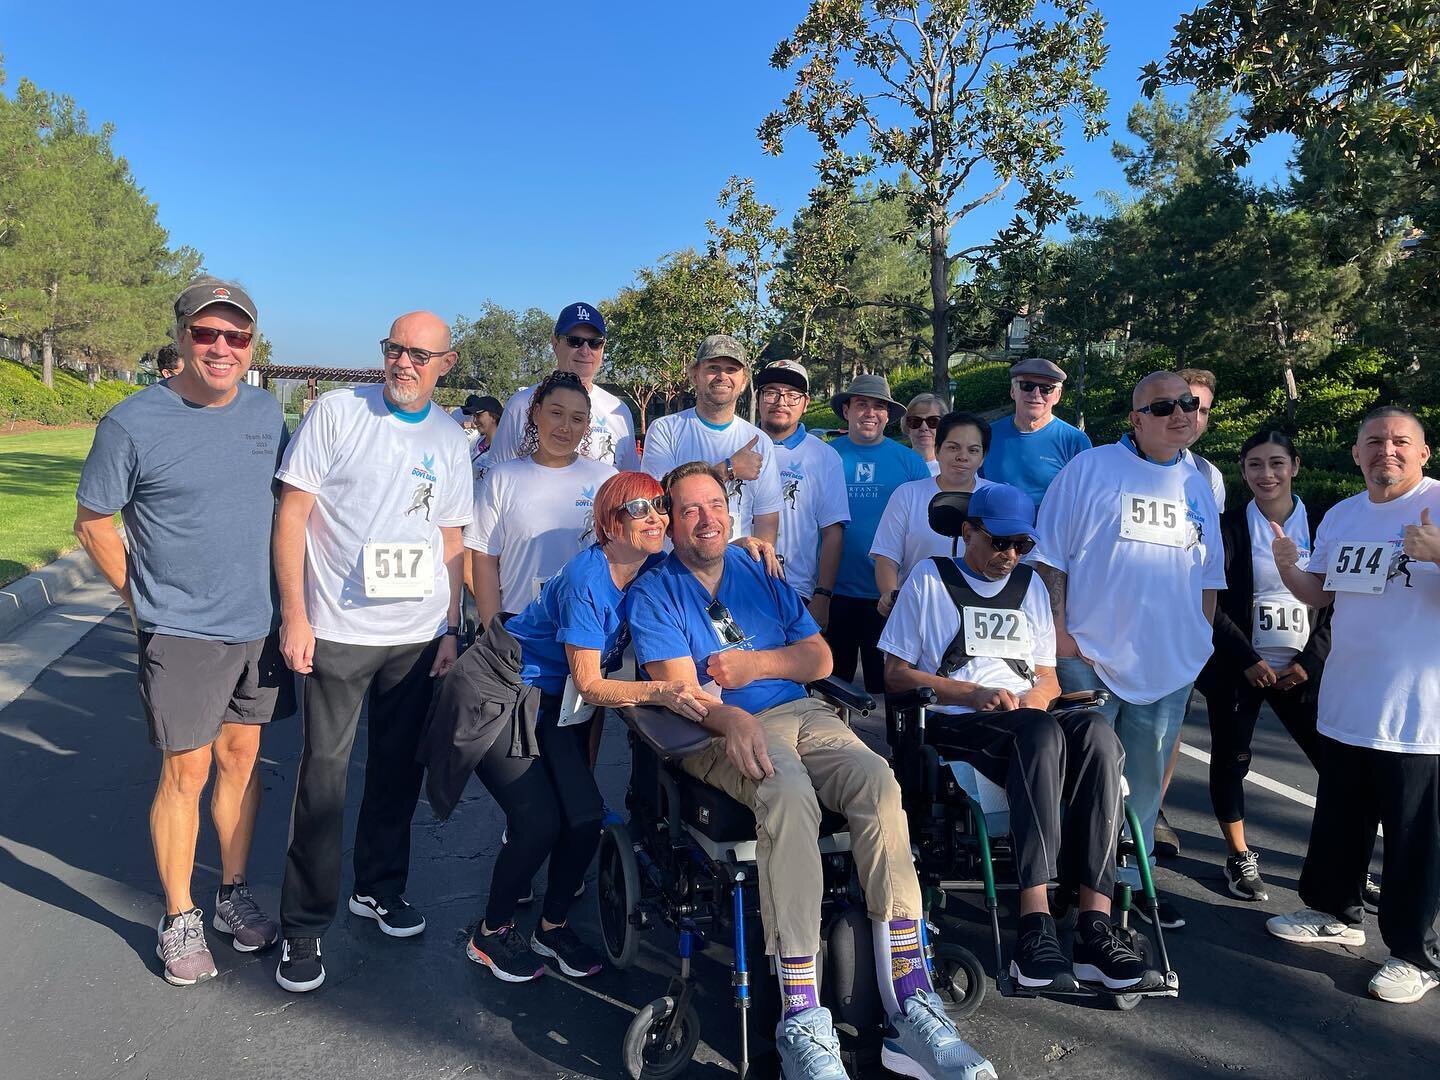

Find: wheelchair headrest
928;490;973;540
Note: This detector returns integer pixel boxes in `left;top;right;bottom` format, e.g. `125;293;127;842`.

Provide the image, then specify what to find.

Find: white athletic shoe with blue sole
882;989;998;1080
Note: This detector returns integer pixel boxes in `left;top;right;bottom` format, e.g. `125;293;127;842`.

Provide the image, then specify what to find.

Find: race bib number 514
362;541;434;598
1323;540;1395;595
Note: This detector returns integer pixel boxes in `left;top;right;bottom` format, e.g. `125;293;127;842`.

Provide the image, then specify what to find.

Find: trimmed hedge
1;361;140;425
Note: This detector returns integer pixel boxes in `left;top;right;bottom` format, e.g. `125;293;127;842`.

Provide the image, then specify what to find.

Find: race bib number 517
362;541;434;598
1323;540;1395;595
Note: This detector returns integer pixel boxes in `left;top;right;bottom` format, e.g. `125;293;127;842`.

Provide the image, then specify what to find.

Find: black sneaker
348;892;426;938
466;924;545;982
1134;896;1186;930
532;923;603;978
1225;851;1269;902
1364;874;1382;915
275;937;325;992
1009;913;1076;991
1152;811;1180;859
1073;915;1147;990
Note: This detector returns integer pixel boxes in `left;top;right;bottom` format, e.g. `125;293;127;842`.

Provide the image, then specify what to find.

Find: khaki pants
681;694;921;955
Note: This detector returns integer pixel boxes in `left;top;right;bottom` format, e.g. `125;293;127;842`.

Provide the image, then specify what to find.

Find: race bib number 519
362;541;434;598
1323;540;1395;595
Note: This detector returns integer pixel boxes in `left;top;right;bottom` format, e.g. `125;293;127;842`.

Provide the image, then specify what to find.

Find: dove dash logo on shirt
577;485;596;508
411;452;438;484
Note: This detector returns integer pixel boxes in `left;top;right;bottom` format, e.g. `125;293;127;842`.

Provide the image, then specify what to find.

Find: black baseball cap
463;394;503;418
174;276;257;322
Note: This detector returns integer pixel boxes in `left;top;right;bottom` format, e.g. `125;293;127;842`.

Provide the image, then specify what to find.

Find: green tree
706;176;788;363
760;0;1110;396
447;302;554;399
1111;88;1232;196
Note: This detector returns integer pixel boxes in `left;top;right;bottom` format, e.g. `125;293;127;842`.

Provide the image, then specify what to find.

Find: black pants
281;637;438;937
477;695;604;930
1201;675;1323;823
823;593;887;694
928;708;1125;897
1299;735;1440;973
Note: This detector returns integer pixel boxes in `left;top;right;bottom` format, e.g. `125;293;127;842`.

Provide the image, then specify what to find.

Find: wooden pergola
256;365;385;400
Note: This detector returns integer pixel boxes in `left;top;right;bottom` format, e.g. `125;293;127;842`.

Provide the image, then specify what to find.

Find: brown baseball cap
174;276;258;323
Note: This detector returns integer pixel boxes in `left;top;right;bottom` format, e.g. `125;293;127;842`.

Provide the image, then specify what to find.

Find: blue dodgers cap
555;302;606;336
968;483;1040;541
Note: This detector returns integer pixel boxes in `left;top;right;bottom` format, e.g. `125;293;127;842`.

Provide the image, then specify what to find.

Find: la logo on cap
576;306;591;322
213;287;231;299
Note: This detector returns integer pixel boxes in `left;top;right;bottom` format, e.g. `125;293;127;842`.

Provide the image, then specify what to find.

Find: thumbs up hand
729;434;764;482
1270;519;1302;571
1402;506;1440;563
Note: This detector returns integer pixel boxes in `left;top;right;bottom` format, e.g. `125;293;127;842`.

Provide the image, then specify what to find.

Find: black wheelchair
596;677;984;1079
886;684;1180;1010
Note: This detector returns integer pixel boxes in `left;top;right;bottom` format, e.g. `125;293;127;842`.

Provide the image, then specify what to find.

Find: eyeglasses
1016;380;1060;396
380;339;452;366
619;497;669;520
707;599;745;646
187;326;253;348
560;334;606;352
905;415;940;430
1136;393;1201;417
975;525;1036;556
760;388;806;405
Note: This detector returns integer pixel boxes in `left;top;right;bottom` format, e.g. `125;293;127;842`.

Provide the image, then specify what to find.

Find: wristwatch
443;625;460;637
813;587;833;598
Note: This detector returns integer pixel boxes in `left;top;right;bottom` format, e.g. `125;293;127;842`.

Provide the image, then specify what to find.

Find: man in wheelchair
877;483;1151;994
627;461;997;1080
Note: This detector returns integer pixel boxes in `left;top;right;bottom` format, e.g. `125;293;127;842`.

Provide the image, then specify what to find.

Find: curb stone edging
0;547;111;639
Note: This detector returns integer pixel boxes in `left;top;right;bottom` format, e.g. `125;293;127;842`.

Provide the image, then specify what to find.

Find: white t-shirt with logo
490;382;640;471
1247;497;1312;667
771;428;850;598
1310;477;1440;753
276;385;472;646
878;560;1055;715
1036;442;1225;704
1183;449;1227;512
465;454;617;615
642;409;783;539
870;476;996;585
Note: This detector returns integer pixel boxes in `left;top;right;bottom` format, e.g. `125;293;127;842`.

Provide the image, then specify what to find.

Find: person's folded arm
567;646;718;724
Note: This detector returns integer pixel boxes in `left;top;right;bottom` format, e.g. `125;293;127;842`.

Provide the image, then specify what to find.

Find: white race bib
1119;492;1186;547
961;606;1032;661
362;541;434;598
557;676;597;728
1252;600;1309;651
1323;540;1396;595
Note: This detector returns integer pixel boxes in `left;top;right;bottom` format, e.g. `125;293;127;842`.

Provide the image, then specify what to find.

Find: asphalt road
1;610;1436;1080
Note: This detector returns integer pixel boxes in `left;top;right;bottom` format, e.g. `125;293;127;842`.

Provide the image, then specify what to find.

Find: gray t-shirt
77;381;288;642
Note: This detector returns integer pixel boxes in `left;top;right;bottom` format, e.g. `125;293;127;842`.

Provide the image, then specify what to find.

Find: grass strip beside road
0;427;96;587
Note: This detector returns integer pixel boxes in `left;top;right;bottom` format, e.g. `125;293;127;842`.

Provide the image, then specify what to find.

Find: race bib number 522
1323;540;1395;595
961;606;1032;661
362;541;434;599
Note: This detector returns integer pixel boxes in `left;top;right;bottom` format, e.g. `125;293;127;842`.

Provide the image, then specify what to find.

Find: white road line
1178;743;1316;809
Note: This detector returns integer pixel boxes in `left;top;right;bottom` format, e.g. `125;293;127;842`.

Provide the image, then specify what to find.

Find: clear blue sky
0;1;1291;367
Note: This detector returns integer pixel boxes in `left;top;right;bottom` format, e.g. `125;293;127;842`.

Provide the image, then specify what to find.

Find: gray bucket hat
831;373;905;425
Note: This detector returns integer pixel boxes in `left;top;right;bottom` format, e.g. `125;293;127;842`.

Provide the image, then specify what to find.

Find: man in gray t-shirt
74;277;295;988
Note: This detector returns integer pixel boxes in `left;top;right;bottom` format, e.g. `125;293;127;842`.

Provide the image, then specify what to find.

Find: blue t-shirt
506;544;661;695
980;414;1091;509
831;437;930;598
76;382;288;642
629;545;821;715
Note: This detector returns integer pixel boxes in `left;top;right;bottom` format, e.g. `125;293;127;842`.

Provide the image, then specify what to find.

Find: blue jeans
1056;658;1192;886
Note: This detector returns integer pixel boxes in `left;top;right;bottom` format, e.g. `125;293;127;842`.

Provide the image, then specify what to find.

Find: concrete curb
0;547;109;639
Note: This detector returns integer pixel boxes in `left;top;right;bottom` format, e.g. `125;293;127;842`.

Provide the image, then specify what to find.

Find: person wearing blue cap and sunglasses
488;303;641;471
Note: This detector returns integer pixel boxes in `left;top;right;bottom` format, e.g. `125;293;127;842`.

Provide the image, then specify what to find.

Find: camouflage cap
694;333;749;367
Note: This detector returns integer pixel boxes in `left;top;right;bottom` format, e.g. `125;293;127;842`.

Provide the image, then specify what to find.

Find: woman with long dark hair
1196;429;1329;902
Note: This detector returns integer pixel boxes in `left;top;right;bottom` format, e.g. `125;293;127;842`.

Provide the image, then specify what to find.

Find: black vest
932;558;1036;685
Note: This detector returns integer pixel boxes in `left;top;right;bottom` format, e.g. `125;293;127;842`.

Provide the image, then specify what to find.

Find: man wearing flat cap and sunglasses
1033;370;1224;931
980;357;1091;509
75;276;294;987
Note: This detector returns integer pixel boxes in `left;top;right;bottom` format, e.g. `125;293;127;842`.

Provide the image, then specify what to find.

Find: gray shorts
138;631;297;752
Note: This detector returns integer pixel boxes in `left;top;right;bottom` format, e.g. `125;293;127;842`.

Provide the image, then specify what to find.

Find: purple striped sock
887;918;931;1005
779;954;820;1018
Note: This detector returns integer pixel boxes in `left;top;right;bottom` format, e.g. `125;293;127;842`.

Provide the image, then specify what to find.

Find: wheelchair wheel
597;821;640;970
622;995;700;1080
931;942;986;1020
1109;926;1153;1011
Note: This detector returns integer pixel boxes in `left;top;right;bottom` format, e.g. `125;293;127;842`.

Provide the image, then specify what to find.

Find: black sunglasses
560;334;606;351
707;599;745;646
1017;380;1060;395
905;415;940;430
975;525;1037;556
380;339;451;366
1136;393;1201;417
619;497;668;520
188;326;254;348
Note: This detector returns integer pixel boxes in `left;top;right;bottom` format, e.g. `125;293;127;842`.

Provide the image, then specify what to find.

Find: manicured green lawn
0;427;96;586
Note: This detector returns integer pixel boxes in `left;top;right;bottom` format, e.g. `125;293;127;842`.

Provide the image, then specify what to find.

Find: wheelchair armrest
807;676;875;716
619;705;713;761
884;687;937;712
1049;689;1108;716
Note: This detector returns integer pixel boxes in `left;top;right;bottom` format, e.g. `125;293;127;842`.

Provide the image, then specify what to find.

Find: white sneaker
1369;957;1440;1004
1265;908;1365;947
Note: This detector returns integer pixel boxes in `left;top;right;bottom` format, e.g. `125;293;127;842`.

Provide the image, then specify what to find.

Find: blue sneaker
775;1006;848;1080
881;989;997;1080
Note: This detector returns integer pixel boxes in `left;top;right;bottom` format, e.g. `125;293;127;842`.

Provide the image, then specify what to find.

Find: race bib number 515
1323;541;1395;595
362;541;434;598
1118;492;1186;547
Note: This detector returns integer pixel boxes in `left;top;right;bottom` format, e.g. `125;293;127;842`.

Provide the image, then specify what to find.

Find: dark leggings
822;593;887;694
475;698;603;930
1201;674;1323;823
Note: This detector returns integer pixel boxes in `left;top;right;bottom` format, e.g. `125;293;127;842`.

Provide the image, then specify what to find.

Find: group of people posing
74;278;1440;1080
